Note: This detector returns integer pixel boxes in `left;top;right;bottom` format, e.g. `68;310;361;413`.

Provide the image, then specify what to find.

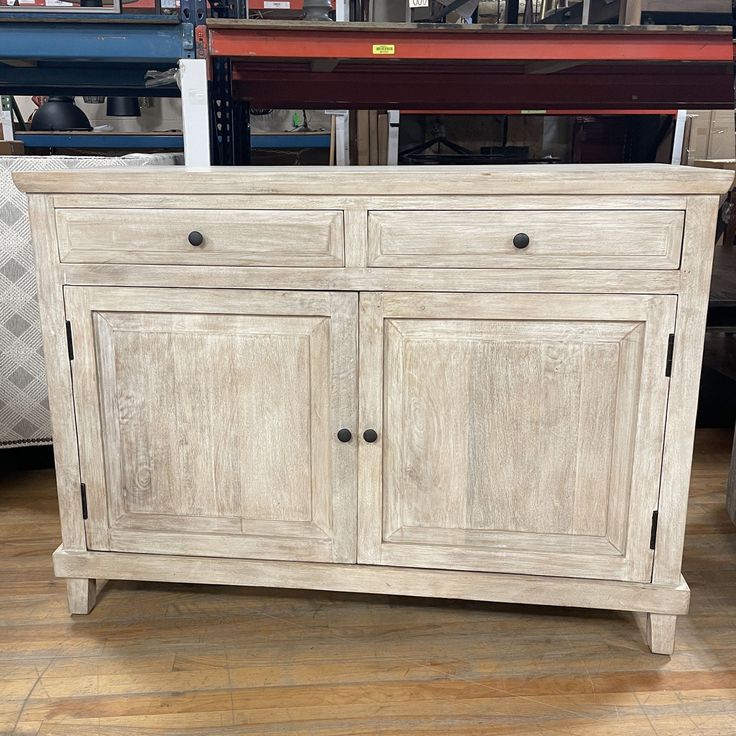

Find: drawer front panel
368;209;684;269
56;208;344;267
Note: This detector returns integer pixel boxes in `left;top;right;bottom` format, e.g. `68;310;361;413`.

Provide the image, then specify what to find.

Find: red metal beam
214;21;733;110
207;20;733;63
231;64;733;110
400;110;679;115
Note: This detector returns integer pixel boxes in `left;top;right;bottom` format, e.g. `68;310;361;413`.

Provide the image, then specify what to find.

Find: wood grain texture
52;548;690;616
357;292;384;566
53;193;690;211
653;197;720;587
343;206;368;268
56;208;344;267
20;166;729;654
368;209;684;269
382;321;622;539
65;579;96;615
0;431;733;735
64;287;358;564
26;195;87;553
645;613;678;656
13;164;735;195
358;292;675;582
60;263;684;294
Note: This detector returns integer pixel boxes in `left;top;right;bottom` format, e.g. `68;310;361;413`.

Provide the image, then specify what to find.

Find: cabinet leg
66;578;97;615
645;613;677;655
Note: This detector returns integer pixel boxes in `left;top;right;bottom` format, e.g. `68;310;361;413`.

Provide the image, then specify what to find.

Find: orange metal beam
206;21;733;63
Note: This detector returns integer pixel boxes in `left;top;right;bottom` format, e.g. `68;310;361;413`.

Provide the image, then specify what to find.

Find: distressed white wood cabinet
15;165;734;655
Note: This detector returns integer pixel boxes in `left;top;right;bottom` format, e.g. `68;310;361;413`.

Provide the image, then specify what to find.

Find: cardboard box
686;110;735;163
506;116;545;159
0;141;24;155
692;159;736;172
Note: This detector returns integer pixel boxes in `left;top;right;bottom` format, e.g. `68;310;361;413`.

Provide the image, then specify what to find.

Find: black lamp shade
106;97;141;117
30;97;92;132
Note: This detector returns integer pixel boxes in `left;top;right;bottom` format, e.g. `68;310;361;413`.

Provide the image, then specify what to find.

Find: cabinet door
66;287;357;563
358;292;676;583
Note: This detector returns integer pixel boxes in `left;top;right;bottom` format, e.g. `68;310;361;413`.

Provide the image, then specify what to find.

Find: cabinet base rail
53;546;689;654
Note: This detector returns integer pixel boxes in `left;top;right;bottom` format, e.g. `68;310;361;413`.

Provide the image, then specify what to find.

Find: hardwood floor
1;429;735;736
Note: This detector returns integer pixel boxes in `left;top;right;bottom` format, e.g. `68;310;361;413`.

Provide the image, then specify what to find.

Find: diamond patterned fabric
0;154;181;448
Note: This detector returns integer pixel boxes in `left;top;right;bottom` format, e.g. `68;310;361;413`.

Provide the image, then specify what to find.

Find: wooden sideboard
15;164;734;655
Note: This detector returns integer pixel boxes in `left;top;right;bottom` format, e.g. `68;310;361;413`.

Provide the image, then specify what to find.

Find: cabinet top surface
13;164;735;197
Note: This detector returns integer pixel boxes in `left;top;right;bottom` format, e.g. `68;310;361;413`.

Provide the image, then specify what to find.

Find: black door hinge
649;510;659;550
80;483;88;520
65;320;74;361
665;333;675;377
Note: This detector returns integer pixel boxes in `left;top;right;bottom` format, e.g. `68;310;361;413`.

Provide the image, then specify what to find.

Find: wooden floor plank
0;429;734;735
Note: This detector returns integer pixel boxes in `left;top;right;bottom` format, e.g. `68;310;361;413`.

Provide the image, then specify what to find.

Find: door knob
513;232;530;249
337;428;352;443
188;230;204;246
362;429;378;443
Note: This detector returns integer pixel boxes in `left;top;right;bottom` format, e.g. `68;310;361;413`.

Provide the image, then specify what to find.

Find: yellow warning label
372;44;395;55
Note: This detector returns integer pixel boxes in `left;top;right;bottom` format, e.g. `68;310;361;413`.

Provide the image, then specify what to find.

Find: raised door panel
358;292;676;582
66;287;357;563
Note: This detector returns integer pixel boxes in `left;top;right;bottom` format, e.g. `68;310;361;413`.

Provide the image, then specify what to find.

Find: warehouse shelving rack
0;7;733;164
0;2;204;94
0;0;205;156
196;18;734;163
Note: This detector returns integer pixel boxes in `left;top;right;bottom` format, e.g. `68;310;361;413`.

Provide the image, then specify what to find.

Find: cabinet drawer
368;209;684;269
56;208;344;267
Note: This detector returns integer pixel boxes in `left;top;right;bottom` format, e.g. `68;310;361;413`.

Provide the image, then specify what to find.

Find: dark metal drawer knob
363;429;378;443
188;230;204;247
513;232;530;249
337;428;352;443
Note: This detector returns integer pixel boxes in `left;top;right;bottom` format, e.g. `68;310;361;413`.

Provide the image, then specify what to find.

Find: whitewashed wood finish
368;209;684;269
26;196;87;552
53;193;689;211
381;320;624;546
56;208;344;267
645;613;678;656
61;264;683;294
358;292;676;582
64;287;358;564
53;547;691;617
343;206;368;268
653;197;721;587
66;578;96;614
14;164;734;195
17;165;732;653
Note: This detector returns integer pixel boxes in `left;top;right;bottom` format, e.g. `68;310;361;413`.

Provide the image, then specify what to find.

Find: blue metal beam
0;62;180;96
0;21;189;62
16;132;184;149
